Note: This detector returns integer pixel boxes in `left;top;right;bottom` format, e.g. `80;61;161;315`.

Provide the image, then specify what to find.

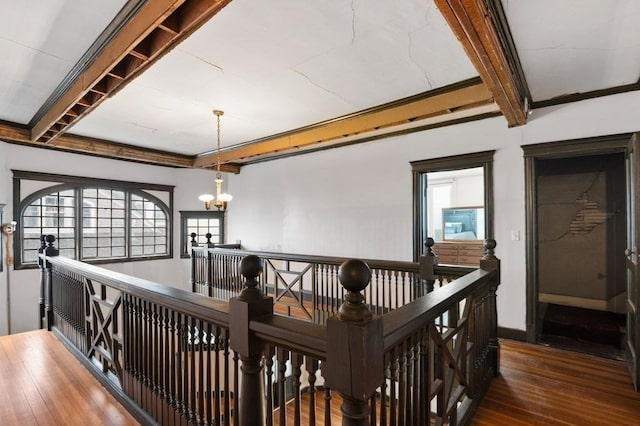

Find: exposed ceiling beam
1;121;240;172
434;0;528;127
194;78;495;168
30;0;233;144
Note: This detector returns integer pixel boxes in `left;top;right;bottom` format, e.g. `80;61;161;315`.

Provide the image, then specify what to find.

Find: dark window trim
0;203;4;272
13;171;174;269
12;169;174;192
411;150;495;262
179;210;225;258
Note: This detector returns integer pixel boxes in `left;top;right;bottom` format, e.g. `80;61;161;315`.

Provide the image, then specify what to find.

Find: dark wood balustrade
39;235;500;425
190;237;472;323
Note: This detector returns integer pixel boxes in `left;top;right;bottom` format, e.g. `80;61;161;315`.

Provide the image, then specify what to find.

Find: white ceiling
71;0;478;154
0;0;128;124
503;0;640;101
1;0;639;158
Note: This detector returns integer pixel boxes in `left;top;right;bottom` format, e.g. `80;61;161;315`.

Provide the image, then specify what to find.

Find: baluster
197;320;205;424
204;322;213;425
265;345;275;426
168;310;178;423
323;387;331;426
325;259;384;426
223;329;231;426
288;353;301;423
206;249;213;298
305;359;318;426
389;351;398;426
418;328;429;425
433;323;445;423
162;306;171;422
153;303;161;420
122;295;131;397
397;343;406;426
175;313;185;421
277;348;289;426
213;326;221;424
233;350;240;426
189;317;198;424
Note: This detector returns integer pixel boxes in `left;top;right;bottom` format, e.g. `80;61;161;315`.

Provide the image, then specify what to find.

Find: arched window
15;171;173;268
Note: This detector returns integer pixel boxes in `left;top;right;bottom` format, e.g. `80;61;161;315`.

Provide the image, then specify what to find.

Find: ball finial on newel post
337;259;372;324
238;254;264;301
483;238;497;259
424;237;435;254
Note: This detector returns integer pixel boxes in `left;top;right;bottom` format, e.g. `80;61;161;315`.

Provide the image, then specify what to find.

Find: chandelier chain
216;110;222;179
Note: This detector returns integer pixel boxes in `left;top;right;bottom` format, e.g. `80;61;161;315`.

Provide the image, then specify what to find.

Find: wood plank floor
0;330;138;425
2;331;639;425
473;339;640;425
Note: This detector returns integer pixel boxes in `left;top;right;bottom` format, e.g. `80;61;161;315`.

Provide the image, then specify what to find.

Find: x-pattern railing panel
85;278;123;381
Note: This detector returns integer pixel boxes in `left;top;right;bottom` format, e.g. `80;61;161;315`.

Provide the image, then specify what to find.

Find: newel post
37;235;47;328
229;255;273;426
480;239;500;376
325;259;384;426
189;233;198;293
43;235;59;331
420;237;438;294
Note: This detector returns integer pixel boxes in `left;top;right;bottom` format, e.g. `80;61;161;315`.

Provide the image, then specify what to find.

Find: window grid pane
130;194;168;257
188;217;222;246
22;191;76;263
81;188;126;260
20;184;171;266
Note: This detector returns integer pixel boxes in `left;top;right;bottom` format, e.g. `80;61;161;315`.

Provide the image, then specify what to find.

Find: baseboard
498;326;526;342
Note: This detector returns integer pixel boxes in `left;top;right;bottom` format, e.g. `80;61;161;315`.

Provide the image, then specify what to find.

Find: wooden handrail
45;255;231;326
194;246;421;272
249;315;327;359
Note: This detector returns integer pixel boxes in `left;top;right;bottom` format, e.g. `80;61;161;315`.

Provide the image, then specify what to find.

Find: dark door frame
522;133;631;343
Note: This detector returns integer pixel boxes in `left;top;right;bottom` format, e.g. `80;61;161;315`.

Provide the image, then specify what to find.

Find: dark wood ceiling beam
2;121;240;172
194;79;495;168
434;0;527;127
30;0;233;144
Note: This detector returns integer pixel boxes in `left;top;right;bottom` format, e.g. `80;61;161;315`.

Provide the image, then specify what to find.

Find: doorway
523;134;635;361
535;153;626;359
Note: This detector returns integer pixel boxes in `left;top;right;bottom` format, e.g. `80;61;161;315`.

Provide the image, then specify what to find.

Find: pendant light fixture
198;109;233;211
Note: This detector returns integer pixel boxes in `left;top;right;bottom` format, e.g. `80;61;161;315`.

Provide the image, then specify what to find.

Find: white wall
227;90;640;332
1;90;638;335
0;144;222;334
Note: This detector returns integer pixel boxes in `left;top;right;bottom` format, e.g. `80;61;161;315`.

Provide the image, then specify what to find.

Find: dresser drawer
437;255;459;264
434;247;458;255
458;243;483;252
459;248;483;256
458;255;481;265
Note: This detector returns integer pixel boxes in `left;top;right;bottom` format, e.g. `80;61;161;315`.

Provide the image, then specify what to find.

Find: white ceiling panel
72;0;478;155
0;0;129;124
503;0;640;102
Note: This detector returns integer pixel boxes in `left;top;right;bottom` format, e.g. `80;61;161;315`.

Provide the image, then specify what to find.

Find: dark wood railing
190;237;471;323
39;235;500;425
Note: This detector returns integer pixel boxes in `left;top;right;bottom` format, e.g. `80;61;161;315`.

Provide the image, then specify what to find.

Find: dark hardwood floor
473;339;640;425
0;330;138;425
2;331;639;425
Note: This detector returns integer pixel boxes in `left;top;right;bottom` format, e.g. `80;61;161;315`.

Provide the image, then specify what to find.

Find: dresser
432;241;484;266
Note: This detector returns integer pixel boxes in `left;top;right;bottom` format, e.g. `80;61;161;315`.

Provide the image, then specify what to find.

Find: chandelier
198;109;233;211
